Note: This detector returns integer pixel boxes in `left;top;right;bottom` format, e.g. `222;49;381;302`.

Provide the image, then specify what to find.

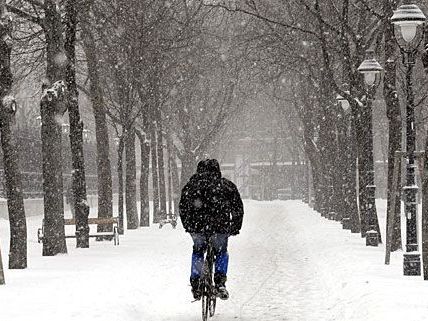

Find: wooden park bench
38;217;120;246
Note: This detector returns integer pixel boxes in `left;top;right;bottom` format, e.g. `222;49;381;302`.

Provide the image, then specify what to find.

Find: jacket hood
195;159;222;179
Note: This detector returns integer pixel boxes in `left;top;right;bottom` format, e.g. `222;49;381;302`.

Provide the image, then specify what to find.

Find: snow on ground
0;200;428;321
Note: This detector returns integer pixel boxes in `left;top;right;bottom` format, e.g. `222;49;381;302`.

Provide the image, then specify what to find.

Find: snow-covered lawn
0;200;427;321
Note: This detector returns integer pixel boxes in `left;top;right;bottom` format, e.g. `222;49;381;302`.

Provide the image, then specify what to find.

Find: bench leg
113;226;119;246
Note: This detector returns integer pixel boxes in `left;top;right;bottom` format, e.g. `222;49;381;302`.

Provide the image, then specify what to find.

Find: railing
0;170;99;198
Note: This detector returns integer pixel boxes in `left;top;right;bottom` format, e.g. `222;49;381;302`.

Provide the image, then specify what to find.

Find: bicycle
201;236;217;321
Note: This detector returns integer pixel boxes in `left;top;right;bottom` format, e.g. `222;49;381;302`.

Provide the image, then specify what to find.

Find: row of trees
205;0;428;253
0;0;259;274
3;0;425;279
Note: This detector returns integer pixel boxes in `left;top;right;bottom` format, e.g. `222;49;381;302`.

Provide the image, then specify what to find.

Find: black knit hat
205;159;221;175
197;160;209;173
196;159;221;177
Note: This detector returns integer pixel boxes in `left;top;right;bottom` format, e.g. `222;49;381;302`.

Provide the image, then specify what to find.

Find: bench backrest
64;217;119;225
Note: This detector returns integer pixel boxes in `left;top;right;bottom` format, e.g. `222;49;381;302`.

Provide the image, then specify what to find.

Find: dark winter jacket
179;159;244;235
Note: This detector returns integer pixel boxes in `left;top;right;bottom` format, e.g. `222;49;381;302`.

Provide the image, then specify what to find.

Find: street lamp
357;49;383;247
336;92;350;112
391;0;426;276
391;1;425;43
357;51;383;86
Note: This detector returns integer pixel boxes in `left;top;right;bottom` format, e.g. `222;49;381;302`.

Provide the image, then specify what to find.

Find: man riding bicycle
179;159;244;301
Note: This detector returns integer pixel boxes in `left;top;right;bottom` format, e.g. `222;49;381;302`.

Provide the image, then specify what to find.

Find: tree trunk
167;134;180;214
0;244;4;284
43;0;66;85
180;152;198;190
136;130;150;227
383;0;402;251
317;103;336;217
117;136;125;234
41;0;67;256
167;153;173;214
44;0;65;84
315;0;347;220
65;0;89;248
125;128;138;229
347;107;361;233
303;156;310;203
156;122;167;218
41;83;67;256
150;124;160;223
356;102;368;237
337;110;350;221
0;3;27;269
81;9;113;236
171;157;180;214
422;131;428;279
338;0;360;233
0;112;27;268
312;166;322;213
291;153;297;199
167;134;179;214
358;153;368;236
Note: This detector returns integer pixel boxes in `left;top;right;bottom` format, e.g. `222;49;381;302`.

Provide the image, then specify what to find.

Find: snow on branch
41;80;66;103
2;94;16;113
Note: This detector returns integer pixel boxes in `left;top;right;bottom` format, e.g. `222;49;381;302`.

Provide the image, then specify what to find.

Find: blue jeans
190;233;229;283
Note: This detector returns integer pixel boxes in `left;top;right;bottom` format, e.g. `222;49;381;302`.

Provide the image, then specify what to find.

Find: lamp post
391;0;426;276
357;50;383;247
115;134;125;234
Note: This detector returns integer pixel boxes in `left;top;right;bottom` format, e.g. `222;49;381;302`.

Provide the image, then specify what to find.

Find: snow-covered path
1;200;428;321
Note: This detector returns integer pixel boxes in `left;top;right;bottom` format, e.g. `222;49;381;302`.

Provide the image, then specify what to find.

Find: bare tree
65;0;90;247
0;2;27;268
136;129;150;227
80;7;113;236
7;0;70;255
207;0;386;240
383;0;402;251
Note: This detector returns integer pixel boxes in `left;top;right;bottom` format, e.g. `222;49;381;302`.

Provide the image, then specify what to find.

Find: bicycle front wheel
209;294;216;317
201;288;209;321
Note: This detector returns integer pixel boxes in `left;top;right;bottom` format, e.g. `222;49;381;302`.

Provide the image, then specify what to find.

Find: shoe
190;277;201;301
192;288;202;300
214;273;227;286
215;285;229;300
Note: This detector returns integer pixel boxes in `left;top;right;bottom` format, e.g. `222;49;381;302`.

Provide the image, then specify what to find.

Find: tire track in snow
231;201;331;320
237;211;281;319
